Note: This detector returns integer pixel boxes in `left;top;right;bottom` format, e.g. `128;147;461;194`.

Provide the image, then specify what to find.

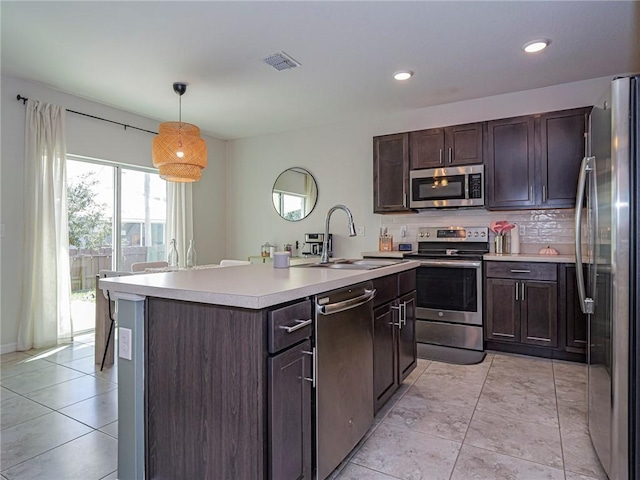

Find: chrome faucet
320;204;357;263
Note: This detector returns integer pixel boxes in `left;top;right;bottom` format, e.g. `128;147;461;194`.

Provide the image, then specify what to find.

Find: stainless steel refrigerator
575;75;639;480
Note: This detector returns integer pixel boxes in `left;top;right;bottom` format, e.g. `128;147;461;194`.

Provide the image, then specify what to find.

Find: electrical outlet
519;224;526;235
119;327;132;360
356;226;365;236
400;225;407;237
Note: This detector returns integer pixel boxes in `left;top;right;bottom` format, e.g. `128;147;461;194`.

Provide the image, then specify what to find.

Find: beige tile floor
1;336;605;480
1;333;117;480
332;353;607;480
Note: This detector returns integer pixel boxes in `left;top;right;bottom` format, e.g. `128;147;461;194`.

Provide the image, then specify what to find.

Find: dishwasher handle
316;288;376;315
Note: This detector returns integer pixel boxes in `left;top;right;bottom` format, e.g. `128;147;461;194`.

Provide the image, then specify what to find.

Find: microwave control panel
469;173;483;199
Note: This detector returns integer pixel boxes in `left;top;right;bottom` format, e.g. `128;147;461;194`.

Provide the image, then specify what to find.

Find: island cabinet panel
397;290;417;381
373;303;397;411
372;270;417;413
145;298;266;480
269;339;312;480
373;133;411;213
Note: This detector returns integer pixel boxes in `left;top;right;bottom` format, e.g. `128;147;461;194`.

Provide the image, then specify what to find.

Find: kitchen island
100;260;419;480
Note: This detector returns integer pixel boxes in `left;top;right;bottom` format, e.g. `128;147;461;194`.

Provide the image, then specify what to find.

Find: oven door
415;259;482;325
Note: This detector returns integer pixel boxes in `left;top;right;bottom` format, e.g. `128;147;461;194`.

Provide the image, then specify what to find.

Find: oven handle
418;259;481;268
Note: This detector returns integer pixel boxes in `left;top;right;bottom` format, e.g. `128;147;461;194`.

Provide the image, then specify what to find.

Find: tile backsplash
380;208;579;254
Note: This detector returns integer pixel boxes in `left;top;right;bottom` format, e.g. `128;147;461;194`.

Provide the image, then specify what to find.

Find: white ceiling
2;1;638;140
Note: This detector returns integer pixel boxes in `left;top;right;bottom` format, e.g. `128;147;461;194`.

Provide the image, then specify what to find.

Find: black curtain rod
16;94;158;136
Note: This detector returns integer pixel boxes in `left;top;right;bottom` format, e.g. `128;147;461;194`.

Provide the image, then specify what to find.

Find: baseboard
1;342;17;354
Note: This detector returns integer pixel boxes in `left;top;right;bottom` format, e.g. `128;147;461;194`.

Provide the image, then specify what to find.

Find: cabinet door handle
439;149;443;165
400;301;407;327
390;304;403;328
542;185;547;202
515;282;519;301
302;348;316;387
521;283;526;301
403;193;407;208
510;269;531;273
530;185;533;201
448;147;453;164
279;318;312;333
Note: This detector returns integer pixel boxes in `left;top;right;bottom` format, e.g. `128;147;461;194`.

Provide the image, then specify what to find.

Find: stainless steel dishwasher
313;281;376;480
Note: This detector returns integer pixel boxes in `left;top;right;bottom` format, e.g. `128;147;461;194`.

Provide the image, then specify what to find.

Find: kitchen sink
297;259;404;270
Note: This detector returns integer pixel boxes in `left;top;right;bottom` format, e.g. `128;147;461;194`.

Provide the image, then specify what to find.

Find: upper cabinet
373;106;590;213
485;115;536;209
485;107;590;210
373;133;411;213
410;122;483;169
538;108;590;208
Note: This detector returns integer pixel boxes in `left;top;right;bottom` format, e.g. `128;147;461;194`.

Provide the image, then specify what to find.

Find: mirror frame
271;167;318;222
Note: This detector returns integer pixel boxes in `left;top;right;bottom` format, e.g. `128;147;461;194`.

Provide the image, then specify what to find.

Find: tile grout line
447;353;496;480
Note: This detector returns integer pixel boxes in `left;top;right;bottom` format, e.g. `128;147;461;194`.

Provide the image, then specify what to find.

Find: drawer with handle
485;261;557;281
268;299;313;353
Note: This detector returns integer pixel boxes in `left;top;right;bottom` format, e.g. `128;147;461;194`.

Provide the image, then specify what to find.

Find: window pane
120;169;167;269
67;159;115;333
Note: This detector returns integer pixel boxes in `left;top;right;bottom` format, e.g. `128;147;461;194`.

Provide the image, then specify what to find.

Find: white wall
1;75;227;352
225;76;613;261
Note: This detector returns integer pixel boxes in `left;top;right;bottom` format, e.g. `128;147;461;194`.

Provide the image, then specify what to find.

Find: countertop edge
100;261;420;309
483;253;579;264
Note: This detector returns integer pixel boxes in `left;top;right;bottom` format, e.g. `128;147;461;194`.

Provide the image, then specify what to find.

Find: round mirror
272;168;318;221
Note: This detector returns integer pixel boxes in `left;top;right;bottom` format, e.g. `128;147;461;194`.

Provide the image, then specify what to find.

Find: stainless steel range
404;226;489;361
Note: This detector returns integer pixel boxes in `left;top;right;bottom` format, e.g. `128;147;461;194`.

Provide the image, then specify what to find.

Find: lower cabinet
561;265;589;357
372;270;417;414
268;340;312;480
485;261;586;361
145;296;314;480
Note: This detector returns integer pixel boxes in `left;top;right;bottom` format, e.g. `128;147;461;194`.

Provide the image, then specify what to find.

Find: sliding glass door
67;156;166;333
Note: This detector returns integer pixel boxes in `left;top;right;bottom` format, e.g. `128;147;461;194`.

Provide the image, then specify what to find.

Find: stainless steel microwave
409;164;484;209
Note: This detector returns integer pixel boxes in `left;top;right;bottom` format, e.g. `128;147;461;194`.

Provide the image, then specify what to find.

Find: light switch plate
119;327;132;360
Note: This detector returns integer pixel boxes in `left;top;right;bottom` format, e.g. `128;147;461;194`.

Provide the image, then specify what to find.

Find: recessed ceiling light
394;70;413;81
523;39;550;53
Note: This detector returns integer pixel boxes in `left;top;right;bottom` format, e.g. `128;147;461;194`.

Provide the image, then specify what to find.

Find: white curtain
166;182;193;268
18;100;72;350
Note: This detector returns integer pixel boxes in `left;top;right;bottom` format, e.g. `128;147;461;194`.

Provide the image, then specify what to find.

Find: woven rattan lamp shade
152;121;207;182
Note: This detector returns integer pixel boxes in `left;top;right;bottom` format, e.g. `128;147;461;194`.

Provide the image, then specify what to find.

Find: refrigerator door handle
574;156;595;314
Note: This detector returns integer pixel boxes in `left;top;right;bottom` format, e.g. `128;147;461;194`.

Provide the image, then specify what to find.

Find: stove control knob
419;232;424;237
426;232;430;237
481;231;486;237
474;232;479;237
467;232;471;237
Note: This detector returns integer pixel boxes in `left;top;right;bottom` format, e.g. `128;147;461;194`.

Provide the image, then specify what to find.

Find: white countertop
100;260;420;309
361;251;413;259
484;253;577;263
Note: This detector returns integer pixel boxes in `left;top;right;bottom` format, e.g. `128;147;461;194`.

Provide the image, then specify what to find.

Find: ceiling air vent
263;51;301;71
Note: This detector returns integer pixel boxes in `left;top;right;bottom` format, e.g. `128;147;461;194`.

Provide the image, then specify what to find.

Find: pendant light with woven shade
152;82;207;182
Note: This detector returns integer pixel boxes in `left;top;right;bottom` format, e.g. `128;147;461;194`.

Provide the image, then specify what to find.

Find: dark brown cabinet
268;301;313;480
485;115;536;209
410;122;483;169
485;262;558;350
486;107;590;210
373;133;411;213
562;265;588;353
538;108;590;208
145;297;313;480
372;270;417;413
